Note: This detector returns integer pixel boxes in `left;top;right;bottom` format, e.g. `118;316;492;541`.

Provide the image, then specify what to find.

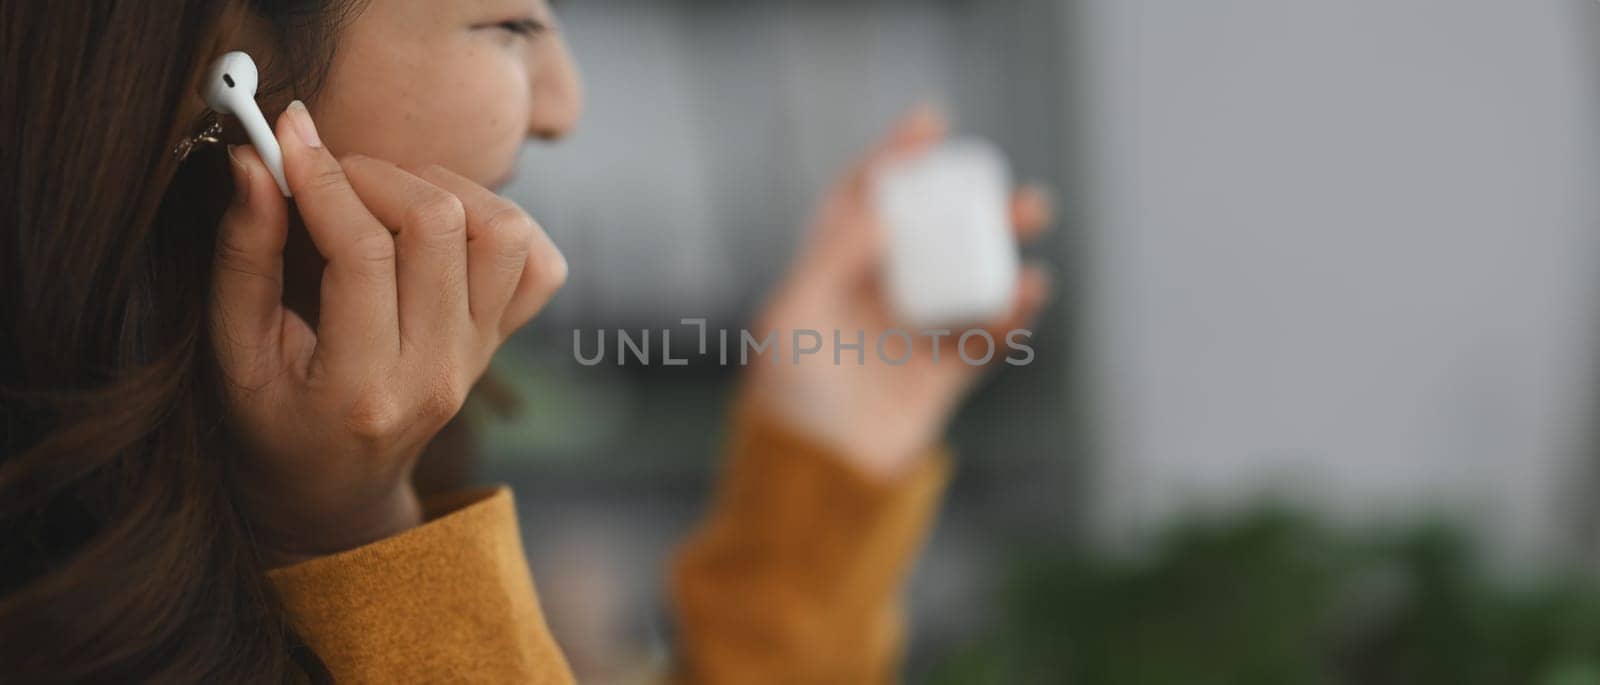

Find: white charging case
871;138;1019;328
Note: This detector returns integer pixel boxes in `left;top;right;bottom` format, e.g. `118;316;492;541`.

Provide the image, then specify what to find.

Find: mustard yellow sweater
267;404;951;683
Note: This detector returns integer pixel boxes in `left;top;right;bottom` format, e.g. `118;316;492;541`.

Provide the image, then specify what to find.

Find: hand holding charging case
871;138;1019;328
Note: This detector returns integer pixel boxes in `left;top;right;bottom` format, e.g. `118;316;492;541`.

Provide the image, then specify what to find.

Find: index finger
276;100;400;378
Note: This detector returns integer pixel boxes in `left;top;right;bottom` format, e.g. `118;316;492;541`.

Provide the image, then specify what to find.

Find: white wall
1079;0;1600;564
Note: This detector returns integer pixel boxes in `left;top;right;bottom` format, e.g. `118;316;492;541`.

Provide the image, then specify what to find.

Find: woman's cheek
316;54;531;185
315;95;519;186
444;70;533;185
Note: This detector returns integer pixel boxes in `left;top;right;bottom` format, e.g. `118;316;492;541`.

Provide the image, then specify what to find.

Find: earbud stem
236;104;290;197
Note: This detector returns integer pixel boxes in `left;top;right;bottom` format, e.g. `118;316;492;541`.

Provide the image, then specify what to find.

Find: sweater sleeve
266;487;575;684
669;404;953;685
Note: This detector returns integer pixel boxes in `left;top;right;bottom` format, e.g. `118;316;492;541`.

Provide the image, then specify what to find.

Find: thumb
211;144;291;386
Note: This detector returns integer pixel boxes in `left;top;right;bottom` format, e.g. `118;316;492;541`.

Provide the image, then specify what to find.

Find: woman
0;0;1052;681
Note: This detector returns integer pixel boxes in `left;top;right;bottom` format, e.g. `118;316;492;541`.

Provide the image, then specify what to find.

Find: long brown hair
0;1;366;680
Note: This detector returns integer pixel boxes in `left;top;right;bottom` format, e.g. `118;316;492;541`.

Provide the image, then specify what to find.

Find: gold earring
173;115;224;162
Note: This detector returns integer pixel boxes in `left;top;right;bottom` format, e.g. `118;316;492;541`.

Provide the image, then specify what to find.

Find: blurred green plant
931;507;1600;685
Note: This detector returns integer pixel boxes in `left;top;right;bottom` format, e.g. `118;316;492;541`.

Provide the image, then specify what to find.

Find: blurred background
483;0;1600;681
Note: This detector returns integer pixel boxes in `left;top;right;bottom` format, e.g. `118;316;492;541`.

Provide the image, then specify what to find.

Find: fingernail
227;145;250;206
287;100;322;149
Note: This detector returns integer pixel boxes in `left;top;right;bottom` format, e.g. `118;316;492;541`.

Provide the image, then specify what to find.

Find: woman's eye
494;18;548;38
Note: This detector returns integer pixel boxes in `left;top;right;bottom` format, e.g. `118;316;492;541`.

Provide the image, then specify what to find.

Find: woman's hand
743;106;1054;480
208;102;567;564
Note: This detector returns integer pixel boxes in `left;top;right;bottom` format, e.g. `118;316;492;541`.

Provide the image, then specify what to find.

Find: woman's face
307;0;582;188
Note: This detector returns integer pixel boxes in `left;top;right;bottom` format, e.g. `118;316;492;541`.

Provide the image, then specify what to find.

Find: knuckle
337;153;376;171
415;163;454;181
305;162;351;195
482;206;536;266
350;229;396;263
214;234;262;271
405;193;467;237
483;204;535;242
418;370;469;422
343;390;404;443
337;155;387;181
524;239;569;292
540;248;570;290
213;240;278;287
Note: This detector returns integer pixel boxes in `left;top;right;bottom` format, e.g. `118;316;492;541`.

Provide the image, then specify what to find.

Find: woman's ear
185;9;288;148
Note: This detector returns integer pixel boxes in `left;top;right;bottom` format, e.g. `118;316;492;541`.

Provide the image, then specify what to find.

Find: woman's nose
527;35;584;141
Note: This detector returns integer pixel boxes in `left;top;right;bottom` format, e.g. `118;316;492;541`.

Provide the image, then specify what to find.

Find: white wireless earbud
204;51;291;197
